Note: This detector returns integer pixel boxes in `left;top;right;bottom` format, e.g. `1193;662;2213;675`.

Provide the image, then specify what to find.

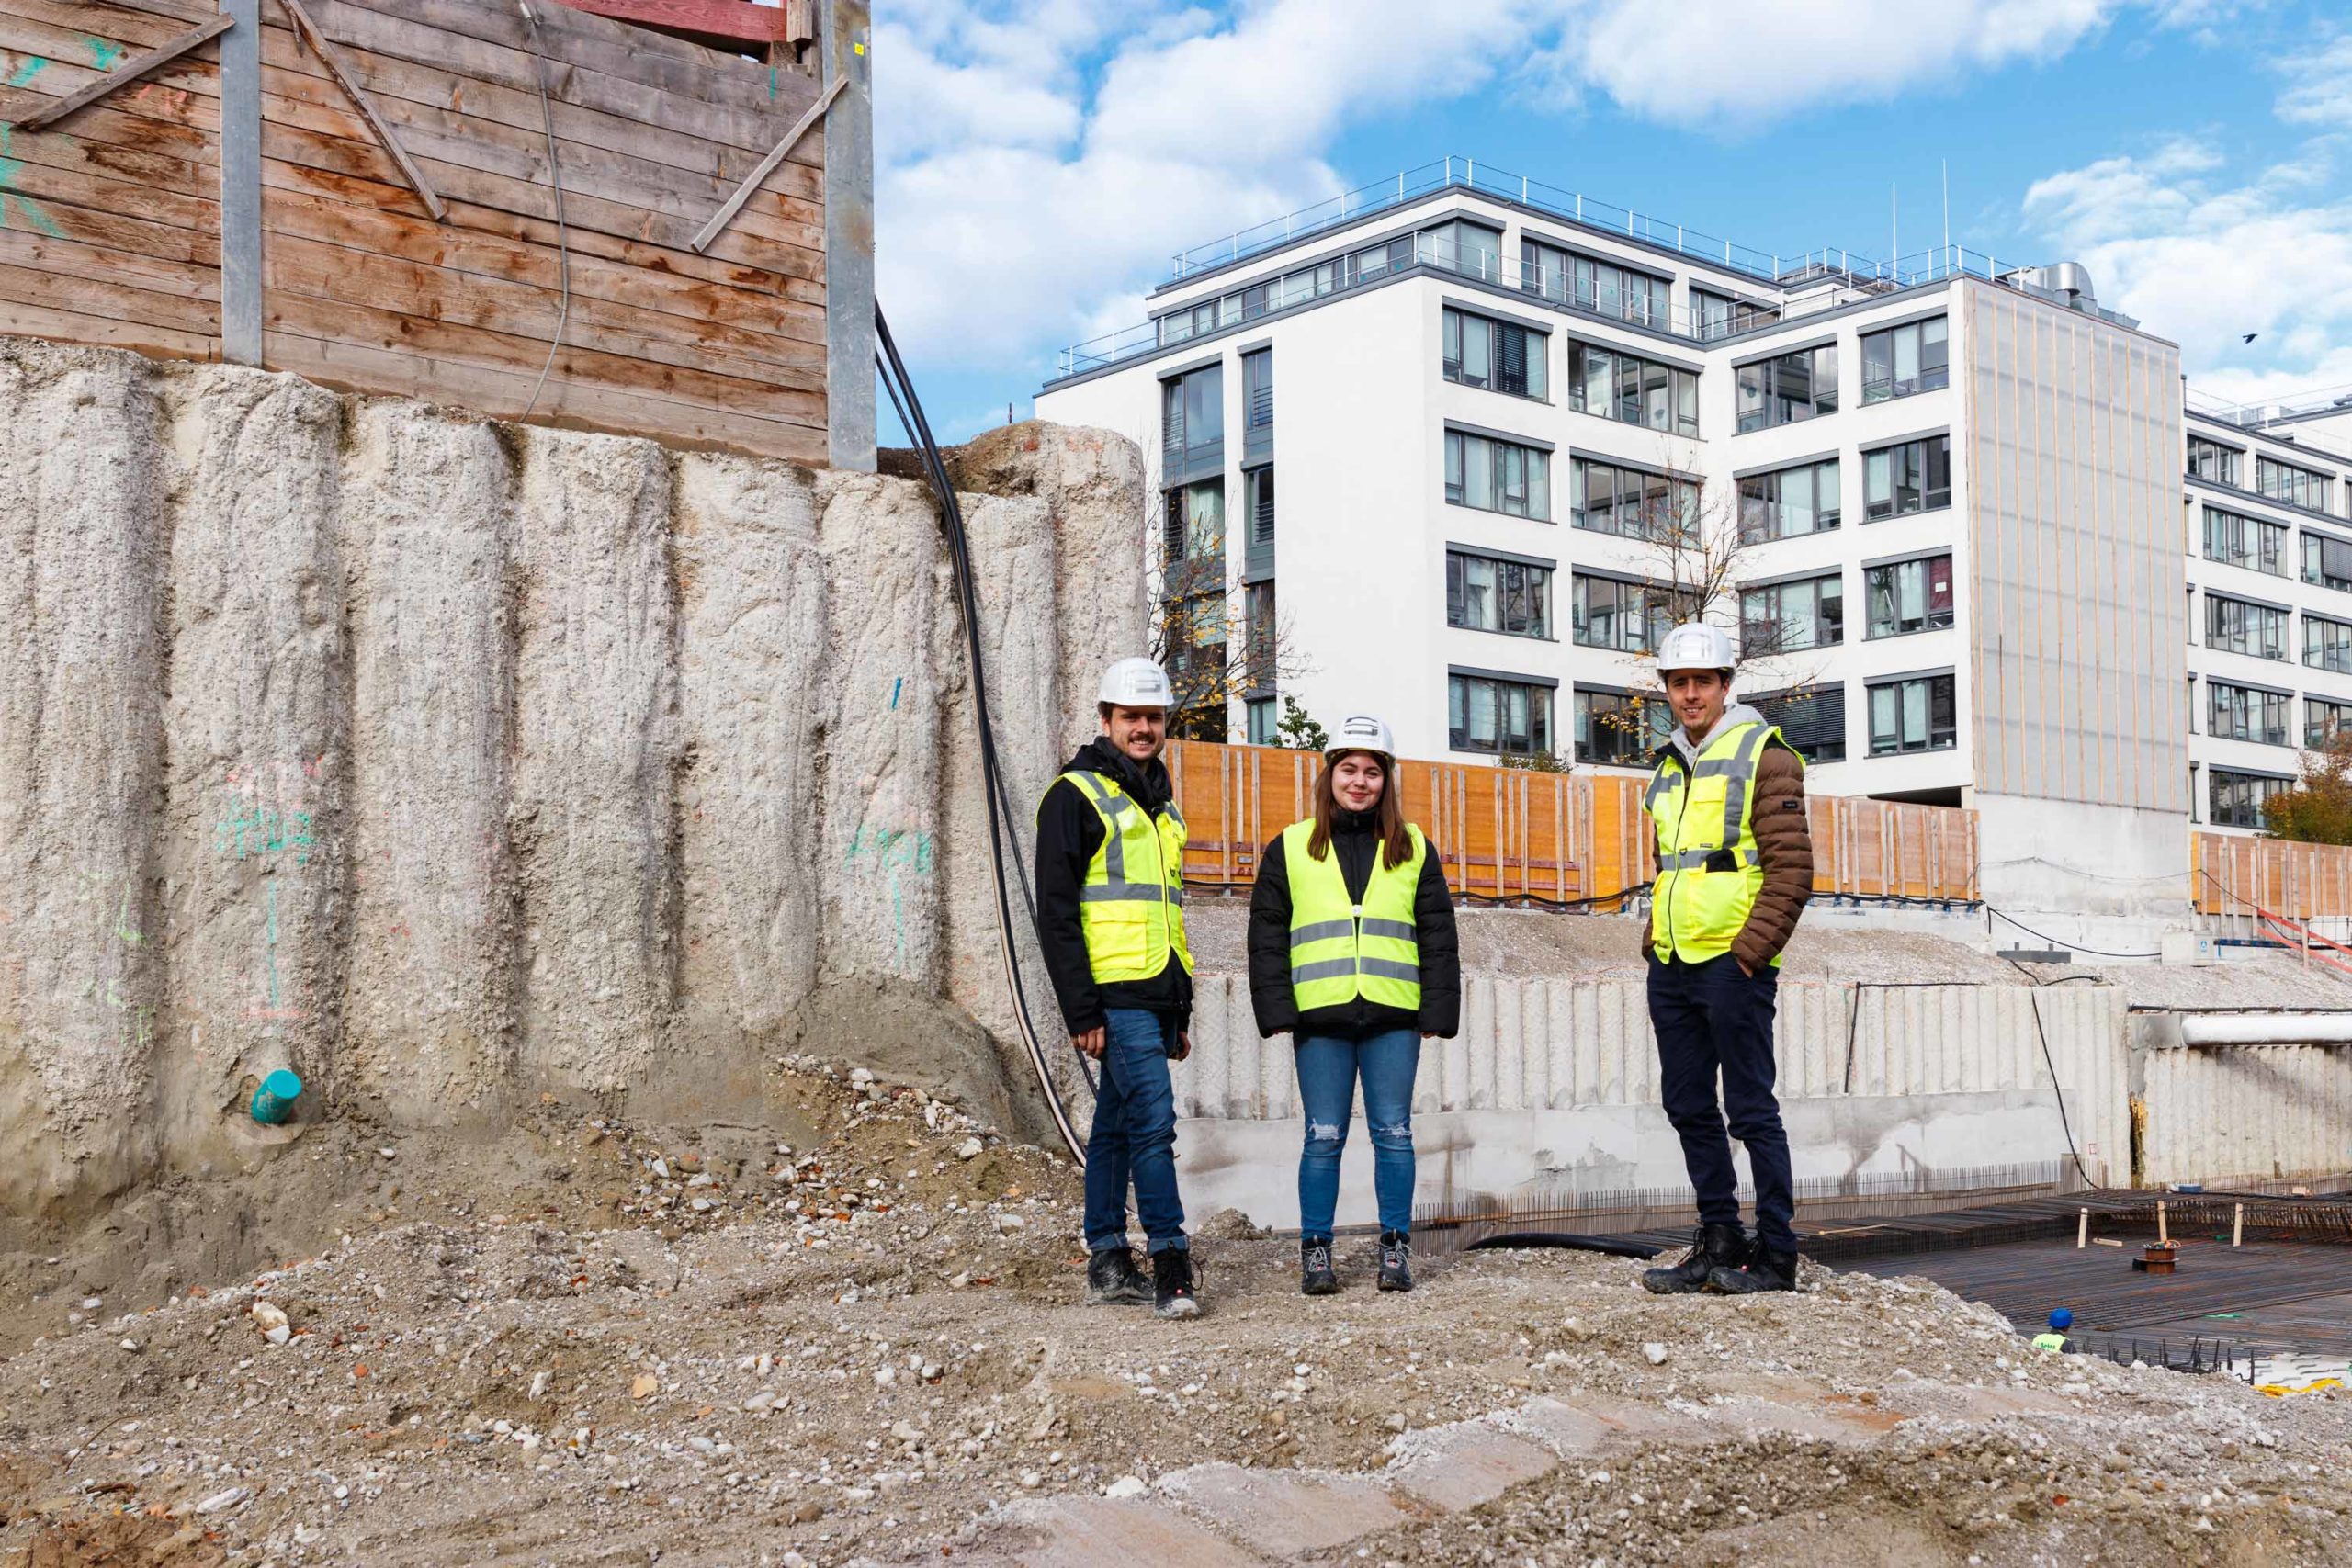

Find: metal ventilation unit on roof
2000;262;2099;313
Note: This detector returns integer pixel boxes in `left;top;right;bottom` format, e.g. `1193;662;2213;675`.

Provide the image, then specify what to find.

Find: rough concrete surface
0;337;1145;1224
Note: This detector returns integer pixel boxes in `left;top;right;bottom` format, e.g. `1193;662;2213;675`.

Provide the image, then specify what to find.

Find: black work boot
1377;1230;1414;1292
1153;1247;1202;1319
1300;1238;1339;1295
1709;1247;1799;1294
1641;1223;1749;1295
1085;1247;1150;1305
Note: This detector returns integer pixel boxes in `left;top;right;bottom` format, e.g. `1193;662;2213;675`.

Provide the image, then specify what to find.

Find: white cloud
2275;34;2352;130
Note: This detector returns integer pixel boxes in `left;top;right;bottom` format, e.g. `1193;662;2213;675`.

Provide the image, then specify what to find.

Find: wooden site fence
1164;741;1981;906
2192;831;2352;919
0;0;830;461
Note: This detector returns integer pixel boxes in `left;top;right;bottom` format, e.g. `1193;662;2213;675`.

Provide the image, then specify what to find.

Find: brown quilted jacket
1640;738;1814;970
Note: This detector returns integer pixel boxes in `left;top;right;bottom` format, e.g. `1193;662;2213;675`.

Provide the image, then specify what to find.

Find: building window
2204;506;2288;577
1863;555;1953;637
2211;769;2290;829
1443;308;1548;400
1345;234;1416;288
2189;437;2241;488
1245;465;1275;553
2306;613;2352;673
1692;288;1779;341
2309;696;2352;749
1572;458;1698;541
1421;220;1503;284
1736;345;1838;432
1863;434;1951;519
1447;550;1552;638
2304;532;2352;592
1523;240;1668;327
2209;682;2290;746
1243;580;1276;694
1164;478;1223;566
1449;672;1554;757
1572;574;1673;653
2205;593;2289;660
1867;673;1956;755
1738;458;1840;542
1161;362;1223;468
1159;295;1239;346
1444;429;1551;520
1567;342;1700;436
1860;316;1950;403
1574;689;1669;765
1751;683;1847;762
1741;572;1844;653
2257;456;2331;513
1242;348;1272;432
1246;696;1277;745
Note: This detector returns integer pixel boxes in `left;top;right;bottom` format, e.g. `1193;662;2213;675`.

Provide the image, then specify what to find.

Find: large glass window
2188;437;2241;487
1246;696;1277;745
2204;506;2288;576
1574;689;1670;765
1738;458;1841;542
2304;532;2352;592
1751;684;1846;761
1444;429;1551;520
1243;581;1276;694
2206;593;2289;660
1863;555;1953;637
1572;574;1673;652
1245;465;1275;551
1449;672;1554;757
1242;349;1272;433
1863;434;1952;520
1522;239;1668;327
1443;308;1548;400
1859;316;1950;403
1741;572;1844;652
1446;551;1552;638
1572;459;1698;541
1736;345;1838;432
1163;477;1224;566
1867;673;1956;755
2211;769;2290;829
1692;288;1779;341
2306;613;2352;673
1421;220;1502;284
1160;363;1223;466
1566;342;1700;436
2309;696;2352;748
2258;456;2332;513
2209;682;2290;746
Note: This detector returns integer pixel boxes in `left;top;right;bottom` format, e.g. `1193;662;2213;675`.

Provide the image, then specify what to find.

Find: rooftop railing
2188;382;2352;429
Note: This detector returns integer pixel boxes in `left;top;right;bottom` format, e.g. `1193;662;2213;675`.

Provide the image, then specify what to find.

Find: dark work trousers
1646;953;1796;1253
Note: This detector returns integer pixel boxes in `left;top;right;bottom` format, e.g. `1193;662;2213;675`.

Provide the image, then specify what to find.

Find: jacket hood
1668;702;1765;769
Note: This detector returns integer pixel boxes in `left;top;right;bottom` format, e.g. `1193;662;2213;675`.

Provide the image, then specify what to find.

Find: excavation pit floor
3;1064;2349;1568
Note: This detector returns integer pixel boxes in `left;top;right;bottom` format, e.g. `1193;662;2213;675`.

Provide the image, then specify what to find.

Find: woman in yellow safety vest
1247;716;1459;1295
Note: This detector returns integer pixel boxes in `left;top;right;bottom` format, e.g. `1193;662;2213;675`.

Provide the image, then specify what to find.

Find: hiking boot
1153;1247;1201;1319
1085;1247;1150;1305
1376;1230;1414;1292
1300;1237;1339;1295
1641;1223;1748;1295
1708;1247;1799;1294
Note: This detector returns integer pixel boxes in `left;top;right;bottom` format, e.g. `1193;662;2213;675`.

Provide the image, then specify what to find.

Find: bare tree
1147;483;1314;741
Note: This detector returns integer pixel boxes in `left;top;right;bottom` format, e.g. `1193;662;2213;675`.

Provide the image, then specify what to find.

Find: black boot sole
1301;1277;1340;1295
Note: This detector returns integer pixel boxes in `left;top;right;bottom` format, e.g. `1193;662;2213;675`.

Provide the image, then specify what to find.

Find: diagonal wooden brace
11;14;234;130
689;73;844;254
275;0;447;222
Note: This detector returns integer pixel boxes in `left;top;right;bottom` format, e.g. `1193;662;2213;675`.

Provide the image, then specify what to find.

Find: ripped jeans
1295;1028;1421;1240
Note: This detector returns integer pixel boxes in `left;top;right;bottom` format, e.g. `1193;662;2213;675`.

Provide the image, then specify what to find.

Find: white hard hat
1098;657;1173;709
1655;622;1735;677
1324;714;1396;763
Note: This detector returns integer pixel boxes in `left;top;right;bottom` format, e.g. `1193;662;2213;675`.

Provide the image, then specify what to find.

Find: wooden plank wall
2193;831;2352;919
0;0;828;463
1165;741;1982;906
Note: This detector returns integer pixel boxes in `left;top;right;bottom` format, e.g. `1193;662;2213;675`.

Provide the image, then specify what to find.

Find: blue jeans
1295;1029;1421;1240
1646;953;1795;1253
1082;1009;1188;1256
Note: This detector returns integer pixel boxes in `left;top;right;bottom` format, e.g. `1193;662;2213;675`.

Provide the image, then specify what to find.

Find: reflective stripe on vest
1283;819;1425;1011
1645;719;1791;965
1049;770;1191;984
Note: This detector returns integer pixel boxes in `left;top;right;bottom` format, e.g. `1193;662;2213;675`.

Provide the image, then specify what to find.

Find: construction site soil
4;1063;2347;1567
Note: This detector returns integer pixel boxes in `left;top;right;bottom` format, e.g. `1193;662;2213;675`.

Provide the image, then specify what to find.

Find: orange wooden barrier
2193;831;2352;919
1164;741;1980;905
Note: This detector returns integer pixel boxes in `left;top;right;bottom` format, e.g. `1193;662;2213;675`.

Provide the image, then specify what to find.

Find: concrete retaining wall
2140;1042;2352;1187
0;338;1144;1218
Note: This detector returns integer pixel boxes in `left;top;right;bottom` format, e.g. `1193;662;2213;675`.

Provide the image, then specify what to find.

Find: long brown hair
1308;753;1415;869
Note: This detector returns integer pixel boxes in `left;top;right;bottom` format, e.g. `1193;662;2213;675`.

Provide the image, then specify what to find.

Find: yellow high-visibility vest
1049;771;1190;984
1283;819;1425;1011
1645;718;1794;965
2031;1332;2068;1353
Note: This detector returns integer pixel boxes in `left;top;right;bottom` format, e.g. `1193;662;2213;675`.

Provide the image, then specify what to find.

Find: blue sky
872;1;2352;444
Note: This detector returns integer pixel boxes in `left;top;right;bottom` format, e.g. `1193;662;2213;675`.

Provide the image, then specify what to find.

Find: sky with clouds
868;0;2352;440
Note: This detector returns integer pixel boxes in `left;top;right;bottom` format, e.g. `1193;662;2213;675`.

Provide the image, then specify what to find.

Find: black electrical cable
1984;904;2162;961
2001;954;2096;1187
1464;1232;1663;1259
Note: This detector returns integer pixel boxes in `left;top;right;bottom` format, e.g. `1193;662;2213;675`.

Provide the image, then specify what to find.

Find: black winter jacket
1246;810;1461;1041
1032;737;1193;1036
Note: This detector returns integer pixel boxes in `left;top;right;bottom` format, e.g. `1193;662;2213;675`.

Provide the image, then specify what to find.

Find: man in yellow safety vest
1636;623;1816;1297
1033;658;1201;1319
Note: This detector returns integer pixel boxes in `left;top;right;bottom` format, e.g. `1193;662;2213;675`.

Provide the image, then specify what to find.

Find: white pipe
2176;1012;2352;1046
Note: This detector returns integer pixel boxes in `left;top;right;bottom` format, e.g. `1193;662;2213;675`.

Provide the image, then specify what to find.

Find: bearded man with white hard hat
1636;623;1815;1296
1032;658;1202;1318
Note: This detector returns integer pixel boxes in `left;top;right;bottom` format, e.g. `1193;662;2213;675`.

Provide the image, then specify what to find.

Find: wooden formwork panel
2195;831;2352;919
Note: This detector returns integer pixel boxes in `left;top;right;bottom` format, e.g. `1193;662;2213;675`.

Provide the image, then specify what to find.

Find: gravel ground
3;1063;2347;1568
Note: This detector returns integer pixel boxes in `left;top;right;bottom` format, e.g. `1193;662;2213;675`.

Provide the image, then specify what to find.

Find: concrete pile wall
0;338;1144;1219
2139;1043;2352;1187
